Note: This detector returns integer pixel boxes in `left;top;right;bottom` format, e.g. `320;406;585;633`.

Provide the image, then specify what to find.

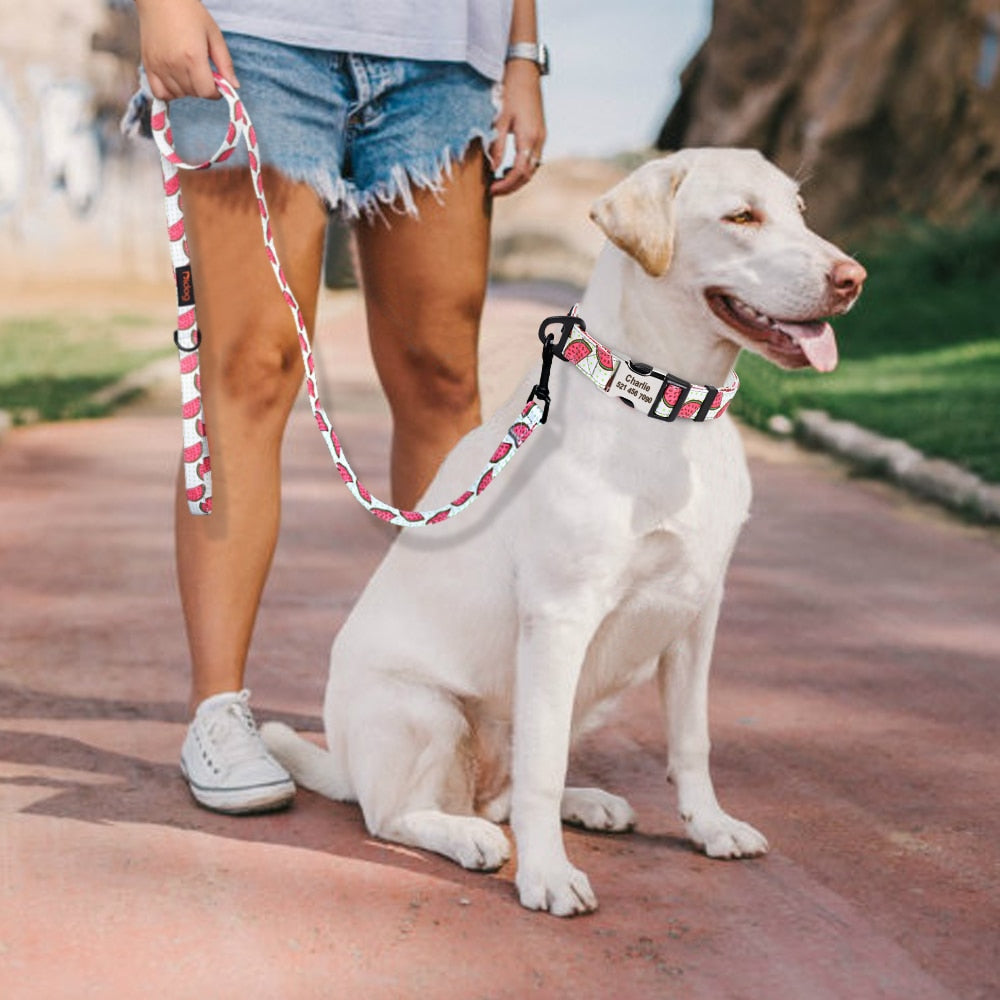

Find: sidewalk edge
790;409;1000;525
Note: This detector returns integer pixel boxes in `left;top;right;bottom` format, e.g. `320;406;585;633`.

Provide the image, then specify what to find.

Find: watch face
538;43;550;75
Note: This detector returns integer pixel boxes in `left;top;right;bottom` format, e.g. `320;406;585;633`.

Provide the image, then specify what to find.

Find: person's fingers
490;140;544;196
491;175;523;196
145;70;172;102
189;63;223;99
208;28;239;89
489;117;512;173
145;55;218;101
521;146;544;170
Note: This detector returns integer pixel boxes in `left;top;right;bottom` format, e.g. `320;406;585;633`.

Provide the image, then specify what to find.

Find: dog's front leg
658;585;769;859
511;616;598;916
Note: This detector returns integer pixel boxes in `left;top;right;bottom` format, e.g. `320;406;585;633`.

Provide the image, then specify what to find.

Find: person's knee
394;344;480;422
385;289;484;418
211;314;304;421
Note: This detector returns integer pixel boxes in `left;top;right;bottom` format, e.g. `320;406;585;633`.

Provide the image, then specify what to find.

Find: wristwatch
506;41;550;75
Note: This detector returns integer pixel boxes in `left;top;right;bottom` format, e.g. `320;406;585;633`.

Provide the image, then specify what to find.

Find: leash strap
151;74;545;527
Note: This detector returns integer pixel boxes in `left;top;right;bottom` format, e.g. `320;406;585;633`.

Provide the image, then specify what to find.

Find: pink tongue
779;320;839;372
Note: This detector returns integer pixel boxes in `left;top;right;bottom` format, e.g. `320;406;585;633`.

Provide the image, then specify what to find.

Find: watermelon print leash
152;75;738;528
151;74;550;527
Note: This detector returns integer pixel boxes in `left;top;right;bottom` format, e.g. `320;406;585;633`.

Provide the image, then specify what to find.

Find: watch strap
506;41;549;75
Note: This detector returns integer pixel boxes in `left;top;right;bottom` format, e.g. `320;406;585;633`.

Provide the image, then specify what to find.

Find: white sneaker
180;689;295;814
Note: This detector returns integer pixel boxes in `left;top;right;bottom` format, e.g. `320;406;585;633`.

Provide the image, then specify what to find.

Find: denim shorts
163;32;499;219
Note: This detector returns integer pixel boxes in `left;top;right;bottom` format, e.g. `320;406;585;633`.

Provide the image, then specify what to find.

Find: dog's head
590;148;865;372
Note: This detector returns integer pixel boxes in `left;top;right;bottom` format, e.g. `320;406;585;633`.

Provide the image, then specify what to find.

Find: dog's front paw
684;809;769;859
561;787;636;832
450;818;512;871
516;862;598;916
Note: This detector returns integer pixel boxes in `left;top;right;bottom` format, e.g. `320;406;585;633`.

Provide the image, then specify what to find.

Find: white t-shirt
206;1;515;81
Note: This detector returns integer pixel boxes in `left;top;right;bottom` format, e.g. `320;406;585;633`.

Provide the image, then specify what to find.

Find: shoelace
203;692;266;768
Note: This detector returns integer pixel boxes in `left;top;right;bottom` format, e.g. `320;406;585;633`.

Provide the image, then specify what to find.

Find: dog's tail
260;721;353;801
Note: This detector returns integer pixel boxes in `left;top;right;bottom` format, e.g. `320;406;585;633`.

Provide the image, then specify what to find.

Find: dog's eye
725;209;758;226
796;195;807;214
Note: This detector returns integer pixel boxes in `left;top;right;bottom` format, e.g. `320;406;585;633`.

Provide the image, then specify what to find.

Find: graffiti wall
0;0;168;288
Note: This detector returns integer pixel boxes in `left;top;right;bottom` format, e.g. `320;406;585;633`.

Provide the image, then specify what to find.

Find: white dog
263;148;866;916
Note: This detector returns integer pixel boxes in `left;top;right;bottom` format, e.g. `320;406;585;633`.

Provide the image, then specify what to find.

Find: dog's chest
577;433;751;694
583;529;717;680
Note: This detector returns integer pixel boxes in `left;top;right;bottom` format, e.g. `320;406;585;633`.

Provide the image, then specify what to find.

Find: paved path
1;289;998;999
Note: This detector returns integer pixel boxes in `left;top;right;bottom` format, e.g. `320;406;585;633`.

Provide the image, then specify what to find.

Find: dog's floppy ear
589;158;687;277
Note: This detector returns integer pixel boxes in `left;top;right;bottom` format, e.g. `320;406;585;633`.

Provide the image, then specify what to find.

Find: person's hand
135;0;239;101
490;59;546;197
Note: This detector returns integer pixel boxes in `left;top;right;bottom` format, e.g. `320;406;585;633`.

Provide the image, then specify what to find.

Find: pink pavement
0;290;997;999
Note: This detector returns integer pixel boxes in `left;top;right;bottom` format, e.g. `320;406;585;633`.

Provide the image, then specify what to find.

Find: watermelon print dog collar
537;309;739;423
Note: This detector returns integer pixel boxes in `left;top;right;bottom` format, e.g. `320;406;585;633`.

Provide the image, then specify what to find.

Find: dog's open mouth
706;291;839;372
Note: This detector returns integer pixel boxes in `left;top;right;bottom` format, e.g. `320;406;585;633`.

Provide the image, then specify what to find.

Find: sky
538;0;713;159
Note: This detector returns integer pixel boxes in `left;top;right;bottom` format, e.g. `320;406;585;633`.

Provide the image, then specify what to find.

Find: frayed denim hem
139;128;493;225
346;128;492;224
274;128;492;223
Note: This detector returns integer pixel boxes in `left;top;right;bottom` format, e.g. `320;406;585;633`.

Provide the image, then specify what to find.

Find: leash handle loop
152;74;546;526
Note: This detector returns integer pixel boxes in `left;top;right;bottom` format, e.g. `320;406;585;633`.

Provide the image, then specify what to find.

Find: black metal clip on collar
527;313;586;423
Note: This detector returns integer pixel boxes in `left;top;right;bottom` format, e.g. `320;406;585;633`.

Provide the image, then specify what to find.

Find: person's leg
175;166;328;708
354;150;492;511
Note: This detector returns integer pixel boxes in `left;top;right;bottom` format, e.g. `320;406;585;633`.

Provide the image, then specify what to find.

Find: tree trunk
658;0;1000;236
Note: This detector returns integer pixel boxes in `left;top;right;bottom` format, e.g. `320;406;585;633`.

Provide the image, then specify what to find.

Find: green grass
732;213;1000;483
0;314;168;423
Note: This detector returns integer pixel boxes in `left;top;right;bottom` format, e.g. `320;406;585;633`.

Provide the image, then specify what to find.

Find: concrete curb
785;409;1000;524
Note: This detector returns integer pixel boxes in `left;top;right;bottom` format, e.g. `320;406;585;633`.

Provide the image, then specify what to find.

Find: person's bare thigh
179;166;329;357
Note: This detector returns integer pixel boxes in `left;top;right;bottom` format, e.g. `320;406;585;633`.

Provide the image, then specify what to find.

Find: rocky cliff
658;0;1000;236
